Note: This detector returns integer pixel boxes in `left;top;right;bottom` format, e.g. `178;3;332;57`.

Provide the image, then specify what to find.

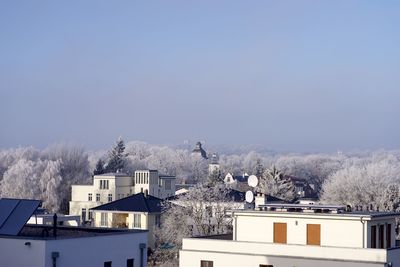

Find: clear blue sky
0;1;399;152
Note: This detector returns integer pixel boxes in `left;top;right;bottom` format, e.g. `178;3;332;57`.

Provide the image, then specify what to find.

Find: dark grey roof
91;193;162;213
233;175;249;183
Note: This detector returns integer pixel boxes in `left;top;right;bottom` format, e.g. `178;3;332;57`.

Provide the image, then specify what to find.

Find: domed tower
191;141;207;159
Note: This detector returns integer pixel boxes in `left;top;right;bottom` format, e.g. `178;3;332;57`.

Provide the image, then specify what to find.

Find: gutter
360;216;366;248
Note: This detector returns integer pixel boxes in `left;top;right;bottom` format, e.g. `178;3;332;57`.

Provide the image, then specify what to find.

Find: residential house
69;170;175;222
90;193;162;248
180;203;400;267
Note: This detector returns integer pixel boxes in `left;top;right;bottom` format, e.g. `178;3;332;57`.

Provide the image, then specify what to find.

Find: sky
0;1;399;153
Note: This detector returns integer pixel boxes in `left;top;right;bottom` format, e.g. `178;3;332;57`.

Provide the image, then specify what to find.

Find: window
88;193;92;201
96;193;100;202
100;180;109;189
81;208;87;221
101;213;108;227
387;224;392;248
104;261;112;267
133;214;141;228
307;224;321;246
88;210;92;221
273;223;287;244
127;259;134;267
379;225;384;248
200;260;213;267
371;225;377;248
259;265;273;267
165;180;171;190
108;194;113;202
155;214;161;227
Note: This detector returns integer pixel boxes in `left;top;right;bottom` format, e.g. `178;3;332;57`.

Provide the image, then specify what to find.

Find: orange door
273;223;287;244
307;224;321;245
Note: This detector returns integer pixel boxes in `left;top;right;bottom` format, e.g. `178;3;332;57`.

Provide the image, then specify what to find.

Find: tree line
0;139;399;213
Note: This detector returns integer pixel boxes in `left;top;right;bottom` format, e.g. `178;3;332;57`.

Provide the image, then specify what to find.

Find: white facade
180;205;400;267
0;226;147;267
69;171;175;221
92;210;160;248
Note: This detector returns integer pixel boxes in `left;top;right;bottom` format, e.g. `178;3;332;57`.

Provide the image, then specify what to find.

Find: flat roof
0;225;147;240
230;209;400;219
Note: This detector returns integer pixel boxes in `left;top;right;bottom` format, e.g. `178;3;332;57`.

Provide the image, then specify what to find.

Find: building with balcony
180;203;400;267
90;192;162;248
69;170;175;222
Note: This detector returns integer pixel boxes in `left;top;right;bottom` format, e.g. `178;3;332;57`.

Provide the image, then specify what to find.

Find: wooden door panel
273;223;287;244
307;224;321;246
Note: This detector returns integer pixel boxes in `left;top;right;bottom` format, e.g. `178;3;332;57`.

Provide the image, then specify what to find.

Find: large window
88;193;92;201
100;180;109;189
127;259;134;267
371;225;377;248
387;224;392;248
200;260;213;267
101;213;108;227
307;224;321;246
133;214;141;228
273;223;287;244
379;225;384;248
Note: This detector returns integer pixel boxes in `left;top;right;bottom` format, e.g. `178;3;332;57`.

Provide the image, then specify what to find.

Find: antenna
248;175;258;188
245;175;259;208
245;191;254;203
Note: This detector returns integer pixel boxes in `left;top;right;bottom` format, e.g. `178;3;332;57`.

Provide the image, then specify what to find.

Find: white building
1;225;148;267
0;198;148;267
90;193;162;248
69;170;175;222
180;203;400;267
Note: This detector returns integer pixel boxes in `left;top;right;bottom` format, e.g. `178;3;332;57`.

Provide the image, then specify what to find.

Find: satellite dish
245;191;254;203
248;175;258;187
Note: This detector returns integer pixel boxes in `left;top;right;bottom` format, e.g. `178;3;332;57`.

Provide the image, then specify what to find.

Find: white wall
0;232;147;267
234;212;396;249
45;232;147;267
180;238;395;267
0;238;46;267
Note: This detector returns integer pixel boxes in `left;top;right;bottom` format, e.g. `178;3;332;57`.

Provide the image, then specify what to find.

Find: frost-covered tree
321;157;400;210
0;159;45;200
258;166;295;201
40;160;63;212
105;137;127;173
151;184;241;264
44;144;91;212
93;159;106;175
207;169;222;186
380;184;400;212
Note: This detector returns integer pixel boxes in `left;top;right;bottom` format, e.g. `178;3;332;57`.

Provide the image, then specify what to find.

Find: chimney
255;193;267;209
